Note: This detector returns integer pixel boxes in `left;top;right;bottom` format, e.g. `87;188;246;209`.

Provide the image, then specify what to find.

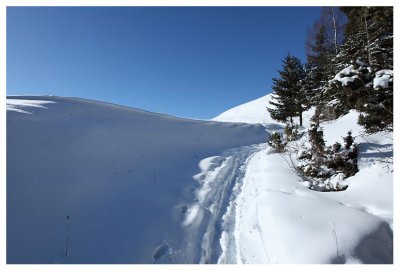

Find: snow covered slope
212;95;392;264
7;95;393;264
213;94;277;124
212;93;315;128
7;96;266;264
217;111;393;264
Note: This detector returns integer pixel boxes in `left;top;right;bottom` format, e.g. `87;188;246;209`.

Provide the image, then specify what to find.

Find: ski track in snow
189;143;282;264
192;143;276;264
218;144;273;264
184;144;264;264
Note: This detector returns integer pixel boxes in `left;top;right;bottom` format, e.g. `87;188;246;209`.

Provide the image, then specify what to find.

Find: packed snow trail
182;144;264;264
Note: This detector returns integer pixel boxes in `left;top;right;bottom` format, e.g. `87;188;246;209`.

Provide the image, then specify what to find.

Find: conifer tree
331;6;393;133
357;70;393;133
268;54;306;126
366;7;393;71
338;7;393;72
305;7;346;61
305;24;336;108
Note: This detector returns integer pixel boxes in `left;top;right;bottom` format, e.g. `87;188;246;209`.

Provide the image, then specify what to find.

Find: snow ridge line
194;144;262;264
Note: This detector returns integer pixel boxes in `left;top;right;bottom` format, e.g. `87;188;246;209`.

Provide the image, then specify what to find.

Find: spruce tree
268;54;306;126
357;70;393;133
338;7;393;72
337;7;369;68
358;7;393;133
363;7;393;71
331;7;393;133
305;24;336;110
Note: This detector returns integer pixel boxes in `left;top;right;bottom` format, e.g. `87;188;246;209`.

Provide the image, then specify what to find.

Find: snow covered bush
325;137;358;178
296;129;358;192
284;123;301;141
332;142;341;153
267;131;286;153
308;119;325;164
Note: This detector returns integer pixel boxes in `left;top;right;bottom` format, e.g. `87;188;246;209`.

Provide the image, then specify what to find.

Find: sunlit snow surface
7;95;392;264
7;96;266;264
217;142;392;264
212;95;393;264
7;98;57;114
212;93;315;128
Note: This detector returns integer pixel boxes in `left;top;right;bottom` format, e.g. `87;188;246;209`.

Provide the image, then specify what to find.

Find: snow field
7;96;267;263
7;94;393;264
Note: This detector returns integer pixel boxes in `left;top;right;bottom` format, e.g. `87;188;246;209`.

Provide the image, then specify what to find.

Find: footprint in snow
153;240;170;264
180;205;188;214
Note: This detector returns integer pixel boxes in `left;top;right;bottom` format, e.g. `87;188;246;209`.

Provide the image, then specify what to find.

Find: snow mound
7;96;267;264
212;93;314;128
212;94;276;124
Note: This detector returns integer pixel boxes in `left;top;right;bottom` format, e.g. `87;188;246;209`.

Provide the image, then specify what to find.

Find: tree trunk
331;7;339;55
363;12;372;66
299;112;303;126
289;116;293;124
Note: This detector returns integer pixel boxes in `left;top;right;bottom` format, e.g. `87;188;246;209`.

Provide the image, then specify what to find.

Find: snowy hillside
213;96;393;264
212;93;315;127
212;94;276;124
7;95;393;264
7;96;266;264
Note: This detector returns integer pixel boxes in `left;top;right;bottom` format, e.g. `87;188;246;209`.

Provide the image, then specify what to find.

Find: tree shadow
353;221;393;264
264;123;285;132
357;142;393;159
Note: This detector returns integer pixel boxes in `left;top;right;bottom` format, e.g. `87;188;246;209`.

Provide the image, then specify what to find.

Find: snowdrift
212;94;277;124
6;96;266;264
212;93;315;128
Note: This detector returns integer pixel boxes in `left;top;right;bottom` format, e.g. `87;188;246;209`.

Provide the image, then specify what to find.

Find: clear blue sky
7;7;321;119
